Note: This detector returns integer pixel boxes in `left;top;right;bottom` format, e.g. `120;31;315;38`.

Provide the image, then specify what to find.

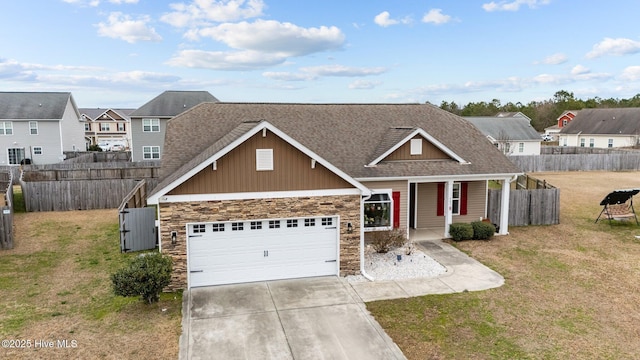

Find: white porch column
499;178;510;235
444;180;454;238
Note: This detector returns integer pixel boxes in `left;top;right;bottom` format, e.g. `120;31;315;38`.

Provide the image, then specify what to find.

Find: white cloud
96;12;162;43
62;0;100;6
586;37;640;59
300;65;387;77
571;64;589;75
373;11;412;27
192;20;344;56
537;53;567;65
422;9;452;25
374;11;397;27
482;0;551;12
161;0;265;28
167;49;286;70
262;65;387;81
262;72;316;81
349;80;381;89
620;66;640;81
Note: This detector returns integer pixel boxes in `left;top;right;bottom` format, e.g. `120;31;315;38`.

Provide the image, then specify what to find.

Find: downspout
360;192;375;281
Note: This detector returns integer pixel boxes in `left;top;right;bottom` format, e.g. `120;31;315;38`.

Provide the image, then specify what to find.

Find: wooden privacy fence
510;153;640;172
20;162;159;212
118;179;157;252
64;151;132;163
0;170;14;249
487;175;560;226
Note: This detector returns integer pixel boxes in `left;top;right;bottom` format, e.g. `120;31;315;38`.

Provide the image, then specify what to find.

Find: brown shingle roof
560;108;640;135
153;103;521;196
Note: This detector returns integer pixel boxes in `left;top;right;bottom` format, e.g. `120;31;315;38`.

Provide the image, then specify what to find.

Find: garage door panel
188;216;339;287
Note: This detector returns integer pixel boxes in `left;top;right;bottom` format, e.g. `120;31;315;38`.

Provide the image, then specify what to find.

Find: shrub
449;223;474;241
111;252;173;304
471;221;496;240
88;144;103;152
370;228;407;253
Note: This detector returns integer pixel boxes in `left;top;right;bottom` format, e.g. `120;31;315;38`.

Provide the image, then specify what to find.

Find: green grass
0;212;182;342
11;185;25;213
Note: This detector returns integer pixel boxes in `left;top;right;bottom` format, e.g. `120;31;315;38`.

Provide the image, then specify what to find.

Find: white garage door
188;216;339;287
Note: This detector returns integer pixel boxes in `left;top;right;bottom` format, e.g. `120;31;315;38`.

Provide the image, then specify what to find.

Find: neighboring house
496;111;532;121
0;92;85;165
558;108;640;148
129;91;219;162
545;110;578;138
465;116;542;155
147;103;522;290
80;108;134;150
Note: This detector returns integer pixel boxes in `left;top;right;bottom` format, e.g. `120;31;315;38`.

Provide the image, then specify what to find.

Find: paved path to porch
348;237;505;302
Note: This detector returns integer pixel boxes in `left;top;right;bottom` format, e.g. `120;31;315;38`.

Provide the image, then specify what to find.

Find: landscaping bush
370;228;407;253
88;144;103;152
449;223;474;241
471;221;496;240
111;252;172;304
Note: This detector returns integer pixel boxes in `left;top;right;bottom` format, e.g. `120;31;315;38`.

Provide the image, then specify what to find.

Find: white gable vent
410;138;423;155
256;149;274;171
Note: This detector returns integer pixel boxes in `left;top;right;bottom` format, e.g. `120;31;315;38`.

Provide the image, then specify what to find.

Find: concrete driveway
180;276;406;360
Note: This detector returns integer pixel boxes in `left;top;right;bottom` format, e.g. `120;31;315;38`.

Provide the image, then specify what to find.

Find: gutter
359;192;375;281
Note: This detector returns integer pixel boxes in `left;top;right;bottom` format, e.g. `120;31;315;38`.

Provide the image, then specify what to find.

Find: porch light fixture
171;231;177;245
347;222;353;233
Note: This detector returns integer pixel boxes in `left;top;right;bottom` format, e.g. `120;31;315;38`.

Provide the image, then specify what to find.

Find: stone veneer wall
159;194;361;290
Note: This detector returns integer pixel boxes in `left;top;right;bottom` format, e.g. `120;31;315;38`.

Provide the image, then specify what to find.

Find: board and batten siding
382;135;449;161
360;180;408;230
169;130;353;194
416;181;487;228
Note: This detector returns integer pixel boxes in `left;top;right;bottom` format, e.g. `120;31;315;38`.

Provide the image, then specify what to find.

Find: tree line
437;90;640;132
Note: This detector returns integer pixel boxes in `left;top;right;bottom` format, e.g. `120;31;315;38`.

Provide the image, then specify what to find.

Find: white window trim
142;146;160;160
256;149;274;171
518;142;524;153
364;189;394;232
142;118;160;132
117;123;125;132
410;138;423;155
100;123;110;132
452;182;461;216
29;121;38;135
0;121;13;135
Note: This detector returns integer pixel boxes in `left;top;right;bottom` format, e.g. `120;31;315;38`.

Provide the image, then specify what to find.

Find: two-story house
0;92;85;165
81;108;134;150
129;91;219;162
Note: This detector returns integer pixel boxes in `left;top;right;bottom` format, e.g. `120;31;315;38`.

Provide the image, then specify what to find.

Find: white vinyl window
100;123;109;131
518;142;524;153
117;123;125;131
608;139;613;148
256;149;274;171
0;122;13;135
85;123;91;131
142;146;160;159
589;138;595;148
580;138;585;147
29;121;38;135
364;192;392;229
142;118;160;132
33;146;43;155
452;182;461;215
410;138;423;155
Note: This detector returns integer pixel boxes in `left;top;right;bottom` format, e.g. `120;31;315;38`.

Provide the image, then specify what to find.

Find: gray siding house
129;91;219;162
0;92;85;165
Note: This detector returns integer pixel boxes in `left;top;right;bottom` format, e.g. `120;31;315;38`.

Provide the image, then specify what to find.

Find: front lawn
0;209;182;359
368;171;640;359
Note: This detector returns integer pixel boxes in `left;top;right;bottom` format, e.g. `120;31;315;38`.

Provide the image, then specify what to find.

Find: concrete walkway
348;239;505;302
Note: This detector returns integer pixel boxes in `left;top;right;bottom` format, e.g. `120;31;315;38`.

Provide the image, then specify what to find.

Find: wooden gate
119;207;157;252
118;179;157;252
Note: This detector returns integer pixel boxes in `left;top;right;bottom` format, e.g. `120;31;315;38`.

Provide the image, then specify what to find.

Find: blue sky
2;0;640;108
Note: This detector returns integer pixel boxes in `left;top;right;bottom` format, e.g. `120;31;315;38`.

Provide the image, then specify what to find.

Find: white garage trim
186;215;340;288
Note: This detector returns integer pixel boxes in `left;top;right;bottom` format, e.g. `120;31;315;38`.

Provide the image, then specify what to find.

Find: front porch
409;227;447;241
